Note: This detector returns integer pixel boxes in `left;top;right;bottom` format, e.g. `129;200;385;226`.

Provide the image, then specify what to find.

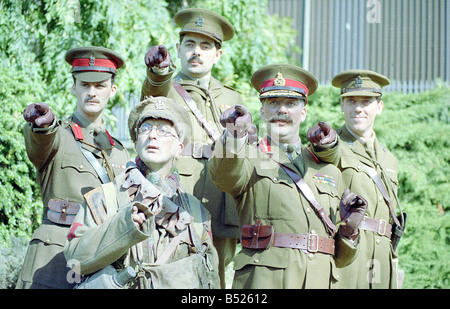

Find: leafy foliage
376;84;450;288
0;237;28;289
0;64;44;241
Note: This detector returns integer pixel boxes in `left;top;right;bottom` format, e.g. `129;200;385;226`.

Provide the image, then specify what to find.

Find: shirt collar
345;124;376;149
269;135;302;154
73;110;105;132
180;71;211;88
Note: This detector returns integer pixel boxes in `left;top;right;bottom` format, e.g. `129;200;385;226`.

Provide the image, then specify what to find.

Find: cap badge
89;55;95;66
355;76;363;88
155;100;165;110
195;15;204;27
274;72;286;86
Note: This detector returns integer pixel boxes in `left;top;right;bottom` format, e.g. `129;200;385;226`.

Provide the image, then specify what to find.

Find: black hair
179;33;222;50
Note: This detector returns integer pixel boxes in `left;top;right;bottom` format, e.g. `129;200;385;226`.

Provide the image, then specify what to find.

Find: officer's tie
365;144;376;161
94;126;113;151
287;144;304;176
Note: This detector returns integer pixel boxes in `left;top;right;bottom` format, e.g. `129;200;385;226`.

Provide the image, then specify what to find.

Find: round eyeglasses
138;123;178;138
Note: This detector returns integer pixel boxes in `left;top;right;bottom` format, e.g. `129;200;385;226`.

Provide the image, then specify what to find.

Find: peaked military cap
65;46;124;82
128;96;191;145
251;64;318;103
332;69;390;97
174;8;234;45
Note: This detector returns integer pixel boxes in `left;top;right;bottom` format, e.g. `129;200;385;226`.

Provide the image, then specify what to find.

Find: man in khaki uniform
307;69;405;288
16;47;130;289
140;8;241;287
64;97;219;289
209;64;368;288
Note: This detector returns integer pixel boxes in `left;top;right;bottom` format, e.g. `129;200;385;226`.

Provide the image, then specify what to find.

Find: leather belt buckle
60;198;69;223
378;219;387;236
307;233;319;253
192;142;203;159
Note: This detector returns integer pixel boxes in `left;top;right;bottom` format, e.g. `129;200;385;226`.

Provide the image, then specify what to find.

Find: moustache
268;114;293;123
188;55;203;64
85;98;100;104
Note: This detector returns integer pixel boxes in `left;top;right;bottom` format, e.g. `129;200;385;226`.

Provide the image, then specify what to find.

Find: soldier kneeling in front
64;96;220;289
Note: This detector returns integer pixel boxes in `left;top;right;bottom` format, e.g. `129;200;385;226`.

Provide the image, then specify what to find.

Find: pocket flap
48;199;80;215
241;224;273;238
174;156;195;176
31;224;69;247
233;248;288;271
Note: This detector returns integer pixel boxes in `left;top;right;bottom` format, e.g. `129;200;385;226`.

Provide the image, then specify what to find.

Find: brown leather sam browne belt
359;216;392;238
240;220;335;255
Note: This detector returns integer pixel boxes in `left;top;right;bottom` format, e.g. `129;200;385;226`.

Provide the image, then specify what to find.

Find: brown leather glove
339;188;368;238
220;105;253;138
144;45;171;69
23;102;55;127
247;124;258;145
307;121;337;146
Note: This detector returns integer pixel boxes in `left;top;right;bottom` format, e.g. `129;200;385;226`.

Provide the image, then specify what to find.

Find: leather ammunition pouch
240;220;274;249
47;198;81;225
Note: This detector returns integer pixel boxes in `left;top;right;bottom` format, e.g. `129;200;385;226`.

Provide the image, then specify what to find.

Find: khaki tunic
141;67;241;238
63;166;220;289
209;137;358;288
311;125;400;288
16;112;129;289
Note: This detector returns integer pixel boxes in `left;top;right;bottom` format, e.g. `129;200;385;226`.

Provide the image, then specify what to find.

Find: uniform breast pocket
174;156;196;177
314;180;340;222
61;152;98;178
385;169;399;188
253;167;295;221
